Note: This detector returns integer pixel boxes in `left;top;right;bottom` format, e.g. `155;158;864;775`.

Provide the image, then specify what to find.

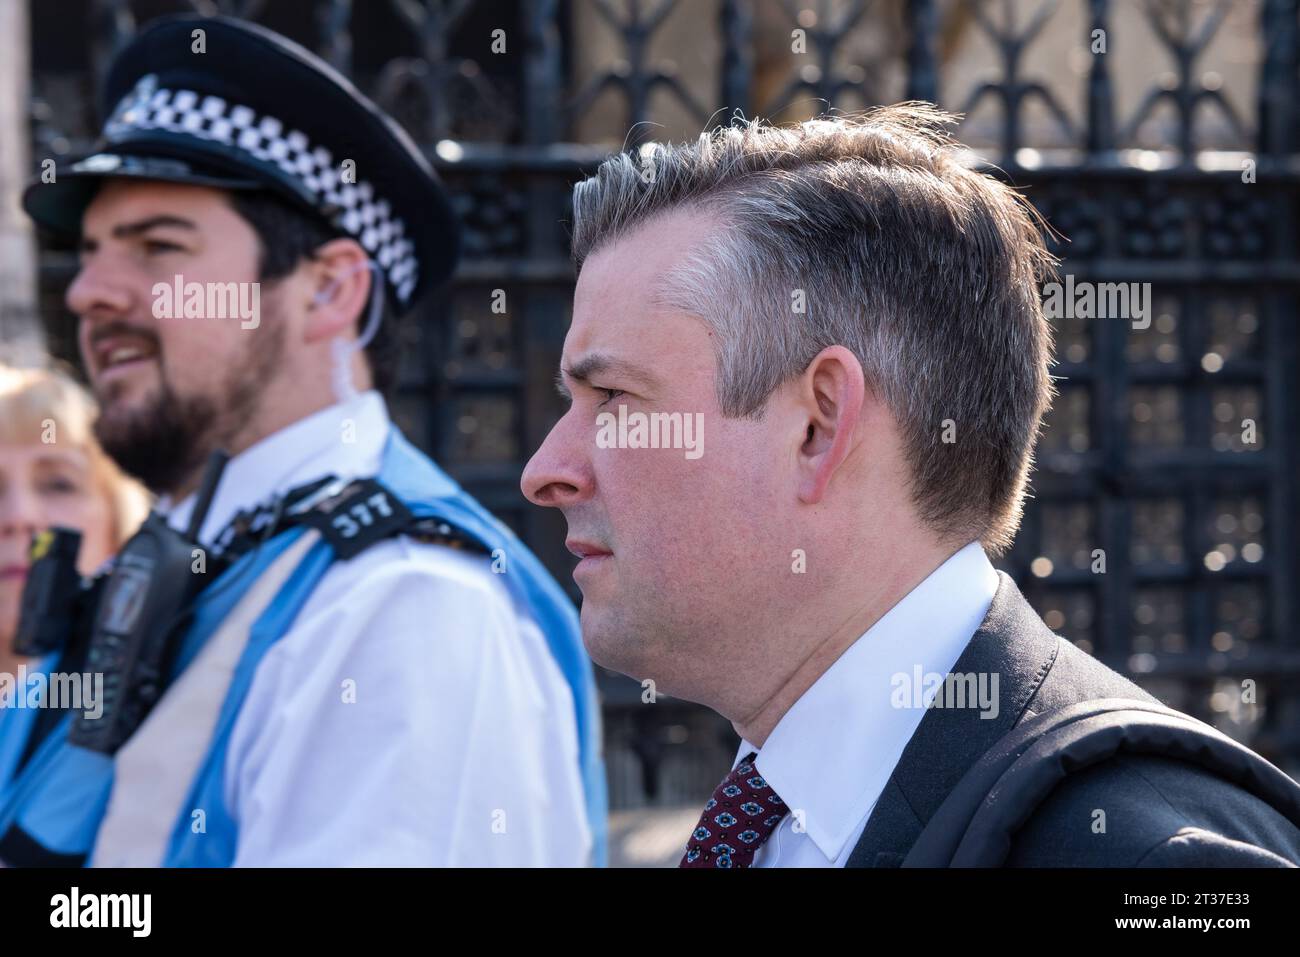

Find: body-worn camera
11;451;229;755
69;510;212;753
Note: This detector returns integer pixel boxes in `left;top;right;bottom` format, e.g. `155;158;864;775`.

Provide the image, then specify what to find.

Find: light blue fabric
0;652;55;791
0;654;115;861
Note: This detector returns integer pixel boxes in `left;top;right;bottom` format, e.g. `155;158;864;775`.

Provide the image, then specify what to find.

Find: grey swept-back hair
569;103;1058;556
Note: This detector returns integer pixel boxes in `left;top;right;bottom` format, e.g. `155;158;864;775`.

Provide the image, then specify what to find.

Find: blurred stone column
0;0;43;363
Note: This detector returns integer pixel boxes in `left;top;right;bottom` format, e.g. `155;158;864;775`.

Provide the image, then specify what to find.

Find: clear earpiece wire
329;259;383;403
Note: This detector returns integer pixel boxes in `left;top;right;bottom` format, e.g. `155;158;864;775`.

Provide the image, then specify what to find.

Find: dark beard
93;321;286;495
95;382;219;494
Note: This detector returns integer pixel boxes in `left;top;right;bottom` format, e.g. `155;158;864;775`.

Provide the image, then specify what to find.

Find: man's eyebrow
561;353;661;390
107;215;199;239
80;215;200;251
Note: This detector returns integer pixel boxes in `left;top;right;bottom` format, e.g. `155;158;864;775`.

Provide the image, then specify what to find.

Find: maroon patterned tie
679;752;789;868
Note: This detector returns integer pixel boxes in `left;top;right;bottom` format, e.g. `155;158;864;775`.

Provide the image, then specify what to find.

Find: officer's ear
303;238;371;344
795;345;867;505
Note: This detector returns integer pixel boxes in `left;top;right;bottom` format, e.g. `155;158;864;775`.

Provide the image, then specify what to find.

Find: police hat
23;14;459;309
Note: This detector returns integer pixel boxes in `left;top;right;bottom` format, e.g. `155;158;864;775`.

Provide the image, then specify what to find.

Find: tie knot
680;752;789;868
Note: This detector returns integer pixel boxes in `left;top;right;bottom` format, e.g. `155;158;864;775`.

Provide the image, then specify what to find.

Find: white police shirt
161;390;591;866
737;541;999;867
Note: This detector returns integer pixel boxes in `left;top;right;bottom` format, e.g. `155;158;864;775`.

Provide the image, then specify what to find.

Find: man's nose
66;253;134;321
521;413;594;509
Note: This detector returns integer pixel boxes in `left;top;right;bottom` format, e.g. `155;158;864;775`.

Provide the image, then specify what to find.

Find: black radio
68;450;229;754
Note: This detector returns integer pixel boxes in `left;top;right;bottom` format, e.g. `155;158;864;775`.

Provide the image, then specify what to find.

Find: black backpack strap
903;698;1300;867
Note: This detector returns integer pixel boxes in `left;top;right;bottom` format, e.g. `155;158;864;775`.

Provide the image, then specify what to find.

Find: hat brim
22;150;264;237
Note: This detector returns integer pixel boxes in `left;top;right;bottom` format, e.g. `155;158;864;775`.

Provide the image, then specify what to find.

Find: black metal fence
25;0;1300;806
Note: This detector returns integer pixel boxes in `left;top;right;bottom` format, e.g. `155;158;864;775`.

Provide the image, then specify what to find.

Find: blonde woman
0;361;149;787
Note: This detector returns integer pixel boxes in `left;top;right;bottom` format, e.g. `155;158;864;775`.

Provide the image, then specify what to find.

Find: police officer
3;14;605;866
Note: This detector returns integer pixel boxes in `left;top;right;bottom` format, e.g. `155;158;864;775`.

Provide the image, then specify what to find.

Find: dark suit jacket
847;572;1300;867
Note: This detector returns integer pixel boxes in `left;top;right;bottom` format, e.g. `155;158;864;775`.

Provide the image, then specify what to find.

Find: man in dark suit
849;572;1300;867
520;102;1300;867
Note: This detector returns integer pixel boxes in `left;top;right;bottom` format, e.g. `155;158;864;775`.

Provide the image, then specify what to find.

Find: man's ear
796;345;867;505
302;238;371;344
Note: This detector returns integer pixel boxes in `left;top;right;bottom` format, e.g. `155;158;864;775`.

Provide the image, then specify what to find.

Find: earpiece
313;262;369;305
323;259;384;403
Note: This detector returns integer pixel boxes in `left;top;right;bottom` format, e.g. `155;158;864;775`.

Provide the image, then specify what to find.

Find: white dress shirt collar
737;540;999;863
160;390;392;546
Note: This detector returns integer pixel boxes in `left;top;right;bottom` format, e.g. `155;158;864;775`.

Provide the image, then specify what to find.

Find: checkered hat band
104;74;418;304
